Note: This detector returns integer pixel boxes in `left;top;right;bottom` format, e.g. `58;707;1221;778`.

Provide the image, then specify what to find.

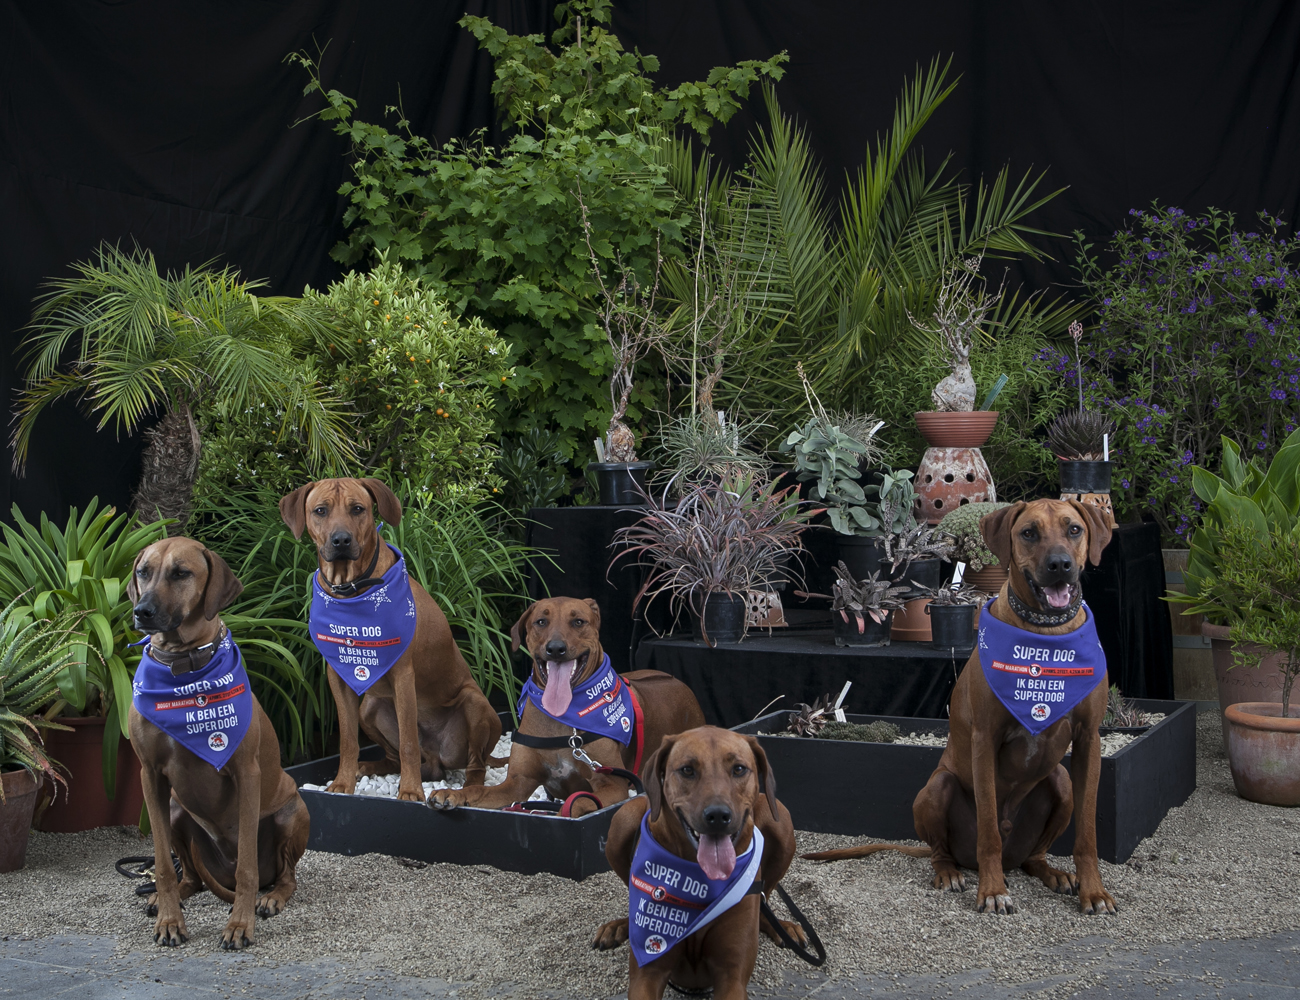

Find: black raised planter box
733;698;1196;864
285;714;619;881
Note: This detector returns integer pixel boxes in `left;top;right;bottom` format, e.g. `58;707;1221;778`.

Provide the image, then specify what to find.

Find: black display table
634;631;963;727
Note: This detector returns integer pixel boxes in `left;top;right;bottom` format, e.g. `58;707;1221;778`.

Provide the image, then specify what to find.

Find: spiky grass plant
1045;410;1117;461
0;600;83;799
654;410;770;487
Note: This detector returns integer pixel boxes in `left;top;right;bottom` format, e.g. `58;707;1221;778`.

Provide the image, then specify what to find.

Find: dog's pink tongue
1043;583;1073;609
697;834;737;881
541;660;576;715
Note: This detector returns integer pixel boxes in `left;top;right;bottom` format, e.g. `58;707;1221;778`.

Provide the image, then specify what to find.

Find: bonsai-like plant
613;475;813;625
908;255;1003;412
0;599;83;800
935;501;1009;572
1045;409;1116;462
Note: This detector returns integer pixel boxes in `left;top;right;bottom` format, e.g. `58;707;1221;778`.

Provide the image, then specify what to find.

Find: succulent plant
1045;410;1117;461
830;563;910;622
787;695;833;737
924;582;986;606
1102;684;1147;728
884;521;952;573
935;501;1009;571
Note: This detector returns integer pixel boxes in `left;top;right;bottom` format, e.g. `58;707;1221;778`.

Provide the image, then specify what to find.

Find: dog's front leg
326;667;362;795
390;661;424;801
970;729;1014;914
1069;724;1116;914
139;764;187;946
222;755;262;949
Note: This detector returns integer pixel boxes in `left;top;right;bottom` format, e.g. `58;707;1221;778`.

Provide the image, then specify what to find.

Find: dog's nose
544;639;568;659
1045;550;1073;575
701;804;733;833
329;531;353;551
133;602;155;622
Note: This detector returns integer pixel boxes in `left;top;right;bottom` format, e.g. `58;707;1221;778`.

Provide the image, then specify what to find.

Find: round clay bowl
913;411;999;448
1223;702;1300;806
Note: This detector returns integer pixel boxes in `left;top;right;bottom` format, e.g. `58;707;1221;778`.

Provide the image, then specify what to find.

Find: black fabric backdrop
5;1;1300;518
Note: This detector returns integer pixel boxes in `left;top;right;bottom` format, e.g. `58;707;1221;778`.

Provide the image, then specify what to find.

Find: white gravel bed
299;733;549;802
2;712;1297;999
776;727;1154;756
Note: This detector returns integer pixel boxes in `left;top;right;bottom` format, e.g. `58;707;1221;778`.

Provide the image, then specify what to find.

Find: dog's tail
188;850;237;904
801;843;932;863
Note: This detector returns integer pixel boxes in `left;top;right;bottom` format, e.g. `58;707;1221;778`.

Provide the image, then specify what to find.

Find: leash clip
569;731;598;769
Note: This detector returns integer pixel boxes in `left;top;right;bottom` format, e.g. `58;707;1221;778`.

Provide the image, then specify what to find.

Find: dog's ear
510;604;536;653
583;598;601;630
744;735;779;818
359;478;402;527
278;483;314;540
126;546;148;604
1068;500;1114;567
642;734;679;823
201;548;244;621
979;501;1025;570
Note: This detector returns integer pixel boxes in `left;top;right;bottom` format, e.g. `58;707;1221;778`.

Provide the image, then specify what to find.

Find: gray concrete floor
4;929;1297;999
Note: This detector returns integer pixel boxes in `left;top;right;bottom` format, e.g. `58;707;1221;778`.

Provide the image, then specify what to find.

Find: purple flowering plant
1069;205;1300;542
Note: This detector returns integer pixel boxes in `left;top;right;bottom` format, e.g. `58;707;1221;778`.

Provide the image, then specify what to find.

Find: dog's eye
1068;524;1082;535
351;505;365;515
572;619;585;627
732;764;748;777
1021;529;1035;540
534;618;547;628
312;506;327;516
678;765;695;778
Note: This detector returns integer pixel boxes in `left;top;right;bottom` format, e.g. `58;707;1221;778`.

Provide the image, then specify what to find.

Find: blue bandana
516;653;634;746
309;545;417;696
977;600;1107;734
628;814;765;967
131;632;253;769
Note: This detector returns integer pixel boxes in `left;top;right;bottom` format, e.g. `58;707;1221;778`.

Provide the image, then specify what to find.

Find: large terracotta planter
36;717;144;832
913;413;998;523
1223;702;1300;806
890;597;933;642
0;769;40;873
1202;622;1286;746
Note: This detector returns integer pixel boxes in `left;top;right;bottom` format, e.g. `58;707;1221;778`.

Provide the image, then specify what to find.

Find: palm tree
12;245;356;529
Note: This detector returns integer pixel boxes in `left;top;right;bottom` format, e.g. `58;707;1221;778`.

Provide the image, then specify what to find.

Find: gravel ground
2;711;1297;999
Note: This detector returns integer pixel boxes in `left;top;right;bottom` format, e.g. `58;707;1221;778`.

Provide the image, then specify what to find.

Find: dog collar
143;624;228;674
1006;588;1083;628
324;532;385;597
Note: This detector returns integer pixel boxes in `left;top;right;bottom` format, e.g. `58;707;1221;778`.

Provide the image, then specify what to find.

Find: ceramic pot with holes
913;412;998;524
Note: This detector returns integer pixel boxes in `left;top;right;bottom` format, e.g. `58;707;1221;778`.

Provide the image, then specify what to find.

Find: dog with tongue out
428;597;704;816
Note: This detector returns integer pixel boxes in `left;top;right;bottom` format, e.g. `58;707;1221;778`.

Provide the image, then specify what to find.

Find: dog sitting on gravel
591;726;806;998
429;597;705;817
128;537;310;949
806;499;1117;915
280;477;501;802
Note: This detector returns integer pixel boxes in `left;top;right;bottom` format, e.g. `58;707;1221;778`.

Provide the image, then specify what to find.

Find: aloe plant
0;500;168;795
0;599;83;799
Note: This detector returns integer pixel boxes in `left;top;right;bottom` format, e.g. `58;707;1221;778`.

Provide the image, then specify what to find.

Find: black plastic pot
926;602;978;649
692;593;747;645
836;535;886;582
1059;459;1111;494
587;461;654;505
893;555;943;597
832;608;893;647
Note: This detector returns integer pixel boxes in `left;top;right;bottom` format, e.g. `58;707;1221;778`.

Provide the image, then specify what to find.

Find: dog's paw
932;868;968;892
762;917;809;949
325;778;355;796
590;918;629;951
397;784;424;803
153;914;188;947
1079;886;1117;915
255;893;287;919
976;892;1016;915
427;789;465;810
220;917;255;950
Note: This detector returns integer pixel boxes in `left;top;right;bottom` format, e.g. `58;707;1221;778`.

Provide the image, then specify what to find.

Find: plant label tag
833;708;846;723
951;562;967;587
833;681;851;721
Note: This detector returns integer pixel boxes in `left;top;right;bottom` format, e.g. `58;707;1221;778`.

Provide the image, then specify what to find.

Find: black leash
116;854;182;897
760;883;827;967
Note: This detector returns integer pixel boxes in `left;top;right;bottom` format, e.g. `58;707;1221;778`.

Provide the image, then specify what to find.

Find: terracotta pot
967;564;1008;594
1202;622;1287;747
890;597;933;642
915;447;996;523
913;411;999;448
1223;702;1300;806
0;769;40;873
36;717;144;832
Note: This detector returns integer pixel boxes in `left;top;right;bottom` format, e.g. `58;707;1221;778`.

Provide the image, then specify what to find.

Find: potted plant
883;522;953;642
613;476;813;646
0;600;80;872
923;582;984;650
815;563;909;648
908;258;1005;521
935;501;1010;592
1173;429;1300;718
1173;515;1300;805
0;500;167;831
578;193;663;505
1045;353;1117;526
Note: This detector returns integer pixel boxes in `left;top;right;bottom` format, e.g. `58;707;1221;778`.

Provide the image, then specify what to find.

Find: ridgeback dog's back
807;499;1117;916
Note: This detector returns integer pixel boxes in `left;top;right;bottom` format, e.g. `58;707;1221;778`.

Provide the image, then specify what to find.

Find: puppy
279;477;501;802
429;597;705;816
128;537;309;948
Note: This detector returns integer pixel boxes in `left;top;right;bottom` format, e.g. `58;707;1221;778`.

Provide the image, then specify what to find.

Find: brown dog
806;499;1117;915
429;597;704;816
591;727;806;999
128;537;310;949
279;478;501;802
